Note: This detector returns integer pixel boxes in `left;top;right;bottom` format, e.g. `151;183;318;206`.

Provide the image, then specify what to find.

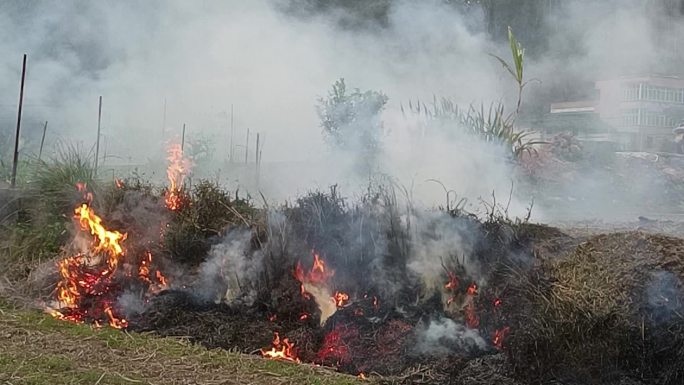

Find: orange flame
261;332;300;363
294;251;334;285
299;313;310;321
358;373;368;380
465;282;479;328
50;188;169;329
115;178;124;189
138;251;168;293
75;204;126;268
493;326;511;350
164;143;191;211
51;203;129;328
445;271;459;290
333;291;349;308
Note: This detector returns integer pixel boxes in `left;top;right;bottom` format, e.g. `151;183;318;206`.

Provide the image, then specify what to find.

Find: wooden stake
10;54;27;188
245;128;249;164
181;123;186;153
255;132;260;189
230;104;234;163
38;121;48;162
94;95;102;176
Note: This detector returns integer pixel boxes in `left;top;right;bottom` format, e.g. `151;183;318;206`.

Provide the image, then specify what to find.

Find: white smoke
196;229;263;304
413;317;487;355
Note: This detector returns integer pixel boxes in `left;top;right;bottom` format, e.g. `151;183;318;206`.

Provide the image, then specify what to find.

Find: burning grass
5;149;684;385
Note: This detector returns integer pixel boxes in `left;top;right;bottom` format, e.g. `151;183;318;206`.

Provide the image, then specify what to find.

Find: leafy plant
317;78;388;150
490;26;539;116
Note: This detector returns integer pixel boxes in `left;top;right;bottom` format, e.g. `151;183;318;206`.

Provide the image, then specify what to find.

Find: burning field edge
0;300;365;385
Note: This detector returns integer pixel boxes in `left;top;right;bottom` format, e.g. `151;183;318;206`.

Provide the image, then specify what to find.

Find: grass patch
0;302;365;385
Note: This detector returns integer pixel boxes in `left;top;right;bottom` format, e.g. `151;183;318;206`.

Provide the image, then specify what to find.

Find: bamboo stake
10;54;27;188
245;128;249;164
181;123;186;153
94;96;102;176
38;121;48;162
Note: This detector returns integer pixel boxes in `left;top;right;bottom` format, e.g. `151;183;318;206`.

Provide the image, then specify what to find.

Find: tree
316;78;388;173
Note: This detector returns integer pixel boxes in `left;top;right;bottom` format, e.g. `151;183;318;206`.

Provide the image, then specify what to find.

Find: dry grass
0;301;366;385
506;231;684;384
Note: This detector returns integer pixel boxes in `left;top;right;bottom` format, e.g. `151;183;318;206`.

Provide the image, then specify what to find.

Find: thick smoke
407;210;479;291
2;1;683;219
195;229;263;304
412;317;487;356
645;270;684;327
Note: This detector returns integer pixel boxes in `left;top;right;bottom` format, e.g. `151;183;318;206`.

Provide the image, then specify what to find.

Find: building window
640;110;676;127
622;109;640;126
639;84;684;104
621;109;677;128
622;84;640;101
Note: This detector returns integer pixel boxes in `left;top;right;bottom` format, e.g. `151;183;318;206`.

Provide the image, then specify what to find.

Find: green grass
0;301;365;385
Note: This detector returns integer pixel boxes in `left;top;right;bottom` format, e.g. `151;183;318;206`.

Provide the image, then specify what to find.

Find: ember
333;291;349;308
317;323;358;366
465;283;479;328
261;332;300;363
493;326;510;350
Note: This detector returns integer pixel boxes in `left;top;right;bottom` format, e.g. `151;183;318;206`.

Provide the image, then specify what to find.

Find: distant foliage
404;98;542;159
317;78;388;149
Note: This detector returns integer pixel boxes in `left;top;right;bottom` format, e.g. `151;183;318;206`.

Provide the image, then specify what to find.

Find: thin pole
245;128;249;164
255;133;260;165
94;95;102;176
10;54;27;188
230;104;234;163
102;136;108;168
181;123;186;153
255;132;260;189
38;121;48;162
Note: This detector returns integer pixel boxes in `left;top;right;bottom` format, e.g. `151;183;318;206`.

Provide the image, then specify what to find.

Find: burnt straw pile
11;169;684;384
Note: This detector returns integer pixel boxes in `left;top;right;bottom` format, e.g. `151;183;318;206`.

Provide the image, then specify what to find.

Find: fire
51;202;128;328
49;186;169;329
115;178;124;189
294;251;337;325
299;313;310;321
261;332;300;363
317;323;358;366
75;204;126;265
444;271;461;306
358;373;368;380
493;326;511;350
294;251;334;285
164;143;192;211
465;282;479;329
333;291;349;308
445;271;459;290
138;251;168;293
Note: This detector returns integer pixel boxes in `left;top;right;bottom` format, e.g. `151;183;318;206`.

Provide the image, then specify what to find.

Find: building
547;75;684;152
